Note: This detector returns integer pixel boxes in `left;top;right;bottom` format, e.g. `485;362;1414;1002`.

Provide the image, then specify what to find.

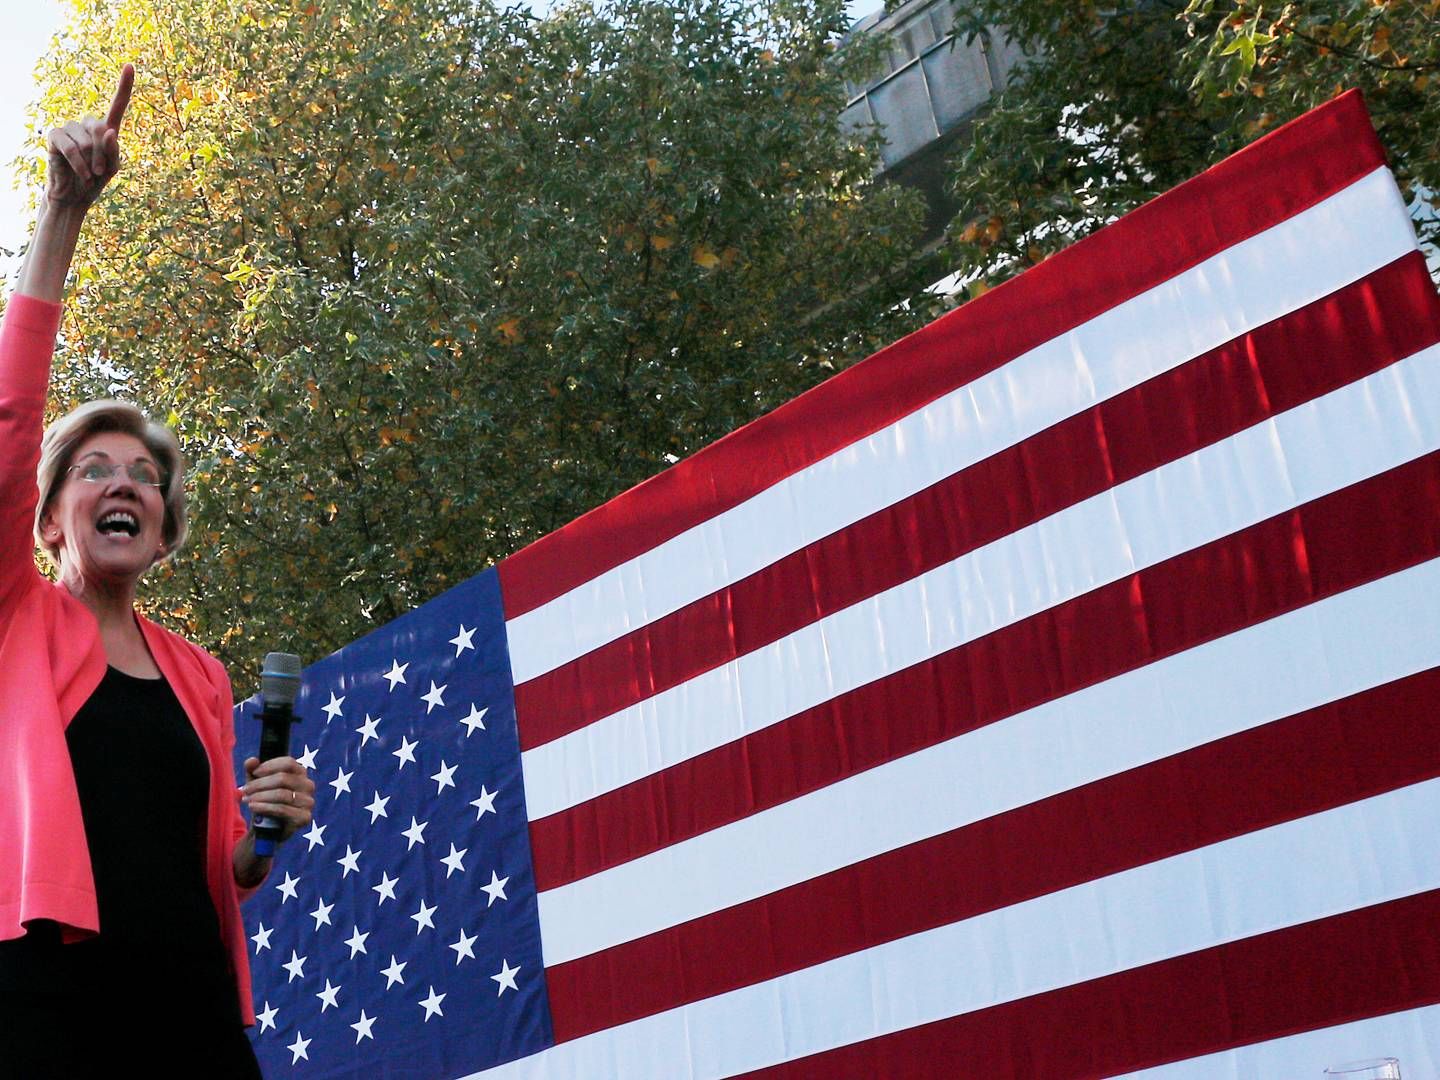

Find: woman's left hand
240;756;315;844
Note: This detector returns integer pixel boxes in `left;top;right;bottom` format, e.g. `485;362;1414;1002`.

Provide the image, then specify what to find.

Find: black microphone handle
252;702;295;857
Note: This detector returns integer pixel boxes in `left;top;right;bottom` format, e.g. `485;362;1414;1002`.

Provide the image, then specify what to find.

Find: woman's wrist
233;830;275;889
36;195;89;233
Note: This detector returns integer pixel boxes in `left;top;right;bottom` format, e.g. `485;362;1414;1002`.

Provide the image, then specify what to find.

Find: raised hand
45;64;133;210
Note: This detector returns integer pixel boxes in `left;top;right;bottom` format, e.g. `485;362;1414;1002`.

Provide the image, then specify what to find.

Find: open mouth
96;511;140;538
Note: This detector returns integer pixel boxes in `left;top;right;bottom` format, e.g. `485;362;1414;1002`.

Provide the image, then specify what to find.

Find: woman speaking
0;66;315;1074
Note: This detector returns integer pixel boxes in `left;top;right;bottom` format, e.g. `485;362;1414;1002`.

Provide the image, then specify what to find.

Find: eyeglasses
67;460;165;488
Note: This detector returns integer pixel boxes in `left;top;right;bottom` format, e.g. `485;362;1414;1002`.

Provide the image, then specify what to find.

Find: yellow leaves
959;216;1005;248
692;244;720;269
307;101;325;116
1243;111;1276;137
650;235;674;251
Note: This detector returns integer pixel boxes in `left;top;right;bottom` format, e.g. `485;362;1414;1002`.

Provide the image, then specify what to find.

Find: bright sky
0;0;878;271
0;0;65;265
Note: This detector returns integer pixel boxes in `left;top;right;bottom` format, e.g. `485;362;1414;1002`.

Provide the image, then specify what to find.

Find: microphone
252;651;303;858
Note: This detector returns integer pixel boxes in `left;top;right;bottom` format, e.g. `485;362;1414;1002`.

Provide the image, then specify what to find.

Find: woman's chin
70;543;154;587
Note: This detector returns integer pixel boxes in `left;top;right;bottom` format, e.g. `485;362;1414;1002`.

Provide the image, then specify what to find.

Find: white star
470;785;499;820
251;922;273;953
380;955;407;989
296;744;319;770
365;790;391;823
401;816;429;850
491;958;521;996
322;691;345;721
301;820;326;850
256;1000;278;1033
481;869;509;907
344;926;370;958
372;870;399;906
276;871;300;902
459;703;488;736
410;898;437;934
449;927;478;965
316;978;341;1012
449;624;476;656
392;735;418;769
356;713;381;746
440;843;468;878
310;896;334;929
431;760;457;793
421;680;448;713
328;766;353;798
283;950;307;983
383;659;408;690
351;1009;376;1043
418;985;446;1021
287;1031;311;1063
337;845;362;877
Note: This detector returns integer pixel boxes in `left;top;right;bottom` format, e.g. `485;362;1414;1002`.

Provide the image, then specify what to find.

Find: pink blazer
0;293;255;1025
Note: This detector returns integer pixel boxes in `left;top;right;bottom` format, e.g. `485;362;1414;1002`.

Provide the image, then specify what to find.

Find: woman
0;66;315;1075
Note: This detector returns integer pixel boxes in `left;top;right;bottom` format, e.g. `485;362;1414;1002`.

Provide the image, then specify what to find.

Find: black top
0;667;256;1072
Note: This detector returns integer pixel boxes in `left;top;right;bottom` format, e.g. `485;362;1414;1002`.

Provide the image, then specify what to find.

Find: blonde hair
35;399;188;566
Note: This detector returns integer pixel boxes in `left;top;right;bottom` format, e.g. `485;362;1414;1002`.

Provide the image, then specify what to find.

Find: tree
22;0;931;668
943;0;1438;293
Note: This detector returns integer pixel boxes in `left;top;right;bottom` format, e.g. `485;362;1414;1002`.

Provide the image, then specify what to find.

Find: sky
0;1;65;266
0;1;880;272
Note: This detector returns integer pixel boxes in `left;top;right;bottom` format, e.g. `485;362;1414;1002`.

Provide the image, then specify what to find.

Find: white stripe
536;556;1440;964
1117;1005;1440;1079
522;342;1440;820
481;781;1440;1079
506;166;1416;684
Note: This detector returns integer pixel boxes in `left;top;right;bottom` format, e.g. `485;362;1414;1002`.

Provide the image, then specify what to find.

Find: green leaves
28;0;936;668
944;0;1439;296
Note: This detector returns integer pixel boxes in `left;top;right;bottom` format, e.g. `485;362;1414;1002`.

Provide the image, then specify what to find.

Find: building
842;0;1027;248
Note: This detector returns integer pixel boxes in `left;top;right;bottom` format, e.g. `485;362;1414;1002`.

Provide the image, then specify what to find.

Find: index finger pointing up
104;64;134;132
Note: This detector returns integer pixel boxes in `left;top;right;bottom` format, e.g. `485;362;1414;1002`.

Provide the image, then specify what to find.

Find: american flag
239;91;1440;1077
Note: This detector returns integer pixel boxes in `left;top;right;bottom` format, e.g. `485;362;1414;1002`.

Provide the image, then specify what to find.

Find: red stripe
529;449;1440;891
515;253;1440;751
546;667;1440;1042
735;889;1440;1079
498;91;1386;619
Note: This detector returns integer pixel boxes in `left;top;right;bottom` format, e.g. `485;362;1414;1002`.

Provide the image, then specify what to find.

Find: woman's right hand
44;64;132;210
